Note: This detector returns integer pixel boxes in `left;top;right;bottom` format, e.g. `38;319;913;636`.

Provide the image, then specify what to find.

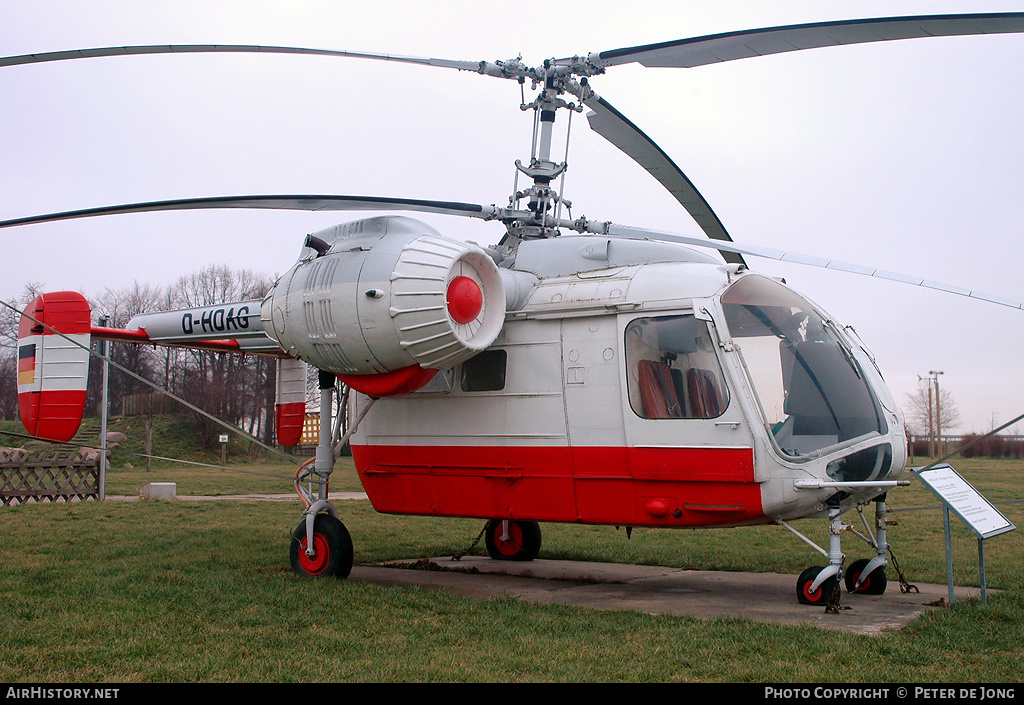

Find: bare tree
0;353;17;422
88;281;165;415
167;264;276;449
0;282;46;351
903;382;961;437
0;283;47;421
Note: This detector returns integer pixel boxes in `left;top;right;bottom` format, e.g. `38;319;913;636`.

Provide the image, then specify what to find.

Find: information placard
916;464;1015;539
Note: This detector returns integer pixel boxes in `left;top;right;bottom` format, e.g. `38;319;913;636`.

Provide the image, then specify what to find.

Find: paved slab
108;492;367;502
353;556;984;636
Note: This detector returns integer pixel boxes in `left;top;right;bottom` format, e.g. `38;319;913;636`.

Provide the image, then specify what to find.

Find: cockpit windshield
721;275;885;457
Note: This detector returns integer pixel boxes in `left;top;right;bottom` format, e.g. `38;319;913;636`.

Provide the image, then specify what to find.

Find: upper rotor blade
0;195;510;229
0;44;482;72
586;12;1024;69
599;223;1024;311
583;94;743;266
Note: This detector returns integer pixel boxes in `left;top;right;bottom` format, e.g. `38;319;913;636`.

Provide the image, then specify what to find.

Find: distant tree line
0;265;279;450
954;434;1024;459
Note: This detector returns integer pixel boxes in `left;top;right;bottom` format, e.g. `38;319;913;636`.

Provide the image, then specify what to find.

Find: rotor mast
495;57;598;245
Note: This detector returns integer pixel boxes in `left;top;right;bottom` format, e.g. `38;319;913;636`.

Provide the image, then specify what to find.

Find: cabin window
460;349;507;392
625;314;729;419
720;274;885;457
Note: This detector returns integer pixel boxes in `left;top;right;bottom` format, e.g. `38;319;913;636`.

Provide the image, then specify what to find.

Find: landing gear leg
785;500;845;608
845;494;890;595
291;371;354;579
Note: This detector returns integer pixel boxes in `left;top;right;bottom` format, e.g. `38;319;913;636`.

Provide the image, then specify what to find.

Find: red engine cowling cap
446;276;484;325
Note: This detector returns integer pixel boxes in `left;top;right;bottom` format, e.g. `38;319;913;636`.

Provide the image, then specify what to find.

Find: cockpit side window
625;314;730;420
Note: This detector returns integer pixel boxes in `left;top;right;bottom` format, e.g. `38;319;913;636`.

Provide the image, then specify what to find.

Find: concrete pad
140;482;177;499
352;556;985;636
109;491;366;502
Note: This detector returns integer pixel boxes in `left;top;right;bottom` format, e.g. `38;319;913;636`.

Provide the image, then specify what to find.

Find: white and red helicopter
3;12;1023;606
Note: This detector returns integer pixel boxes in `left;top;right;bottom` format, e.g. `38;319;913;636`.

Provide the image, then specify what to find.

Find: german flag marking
17;343;36;386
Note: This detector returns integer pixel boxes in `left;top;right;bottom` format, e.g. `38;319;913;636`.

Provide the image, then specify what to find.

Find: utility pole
919;371;945;458
919;374;934;457
930;370;944;458
927;377;934;457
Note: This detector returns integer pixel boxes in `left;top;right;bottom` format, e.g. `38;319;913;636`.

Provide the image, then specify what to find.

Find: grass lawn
1;417;1023;682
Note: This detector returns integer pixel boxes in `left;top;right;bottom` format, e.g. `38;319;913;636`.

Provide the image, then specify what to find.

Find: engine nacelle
263;217;505;395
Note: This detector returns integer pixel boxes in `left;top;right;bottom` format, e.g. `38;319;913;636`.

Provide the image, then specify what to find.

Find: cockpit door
619;308;760;526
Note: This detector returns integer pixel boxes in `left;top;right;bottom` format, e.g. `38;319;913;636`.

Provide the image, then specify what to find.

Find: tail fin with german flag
17;291;92;443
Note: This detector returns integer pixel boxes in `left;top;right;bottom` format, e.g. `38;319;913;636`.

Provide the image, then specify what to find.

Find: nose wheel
796;566;841;606
845;557;888;595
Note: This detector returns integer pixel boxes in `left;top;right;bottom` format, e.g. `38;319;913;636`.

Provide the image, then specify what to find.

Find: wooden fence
0;448;102;506
122;393;183;417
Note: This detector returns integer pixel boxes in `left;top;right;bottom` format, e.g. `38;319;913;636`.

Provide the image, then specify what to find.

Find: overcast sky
1;0;1023;435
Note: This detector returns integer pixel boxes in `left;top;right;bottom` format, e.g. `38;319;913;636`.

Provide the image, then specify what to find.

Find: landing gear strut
290;371;372;579
783;493;894;607
845;493;892;595
793;500;846;608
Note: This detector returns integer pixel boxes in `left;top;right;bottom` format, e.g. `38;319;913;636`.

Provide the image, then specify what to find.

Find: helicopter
3;11;1024;606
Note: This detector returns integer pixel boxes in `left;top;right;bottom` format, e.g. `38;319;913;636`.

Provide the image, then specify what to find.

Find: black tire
484;519;542;561
290;514;354;578
845;557;888;595
796;566;839;606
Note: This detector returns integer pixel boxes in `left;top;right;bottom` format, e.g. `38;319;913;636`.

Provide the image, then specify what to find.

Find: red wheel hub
851;570;869;592
492;522;524;557
447;276;483;324
298;532;331;575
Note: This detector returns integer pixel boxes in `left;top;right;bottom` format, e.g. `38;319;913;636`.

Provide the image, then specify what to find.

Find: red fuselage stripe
351;444;765;528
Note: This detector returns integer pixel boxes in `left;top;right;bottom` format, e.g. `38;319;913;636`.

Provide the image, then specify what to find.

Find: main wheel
484;519;542;562
290;514;354;578
796;566;839;606
845;557;888;595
